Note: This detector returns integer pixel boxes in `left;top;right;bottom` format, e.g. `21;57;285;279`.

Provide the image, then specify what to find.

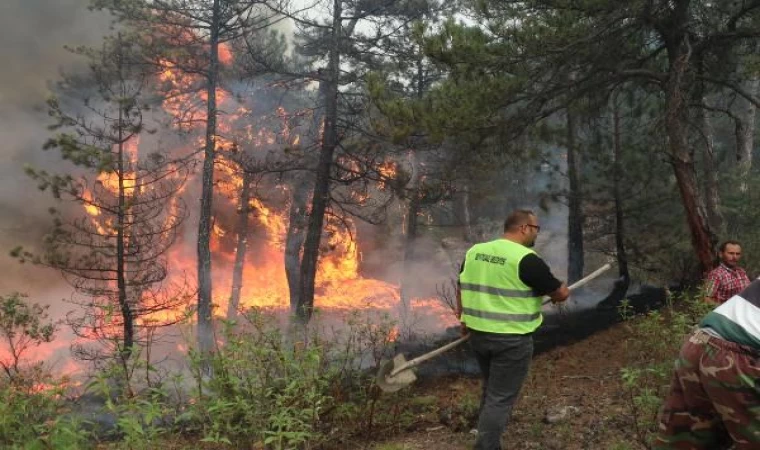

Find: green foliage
87;362;173;450
0;292;57;384
181;309;402;449
0;382;91;450
617;299;634;322
0;293;89;449
440;389;480;433
618;291;712;447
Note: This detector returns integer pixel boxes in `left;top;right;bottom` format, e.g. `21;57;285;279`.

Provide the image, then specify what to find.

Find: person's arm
519;254;568;303
457;261;467;335
703;271;720;304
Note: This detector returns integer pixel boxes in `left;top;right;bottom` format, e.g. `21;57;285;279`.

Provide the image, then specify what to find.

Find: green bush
87;366;173;450
67;307;440;449
618;290;712;447
185;308;399;449
0;381;90;450
0;292;90;449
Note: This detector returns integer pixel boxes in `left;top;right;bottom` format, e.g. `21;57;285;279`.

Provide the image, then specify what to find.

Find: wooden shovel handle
389;263;613;377
389;335;471;376
541;262;613;305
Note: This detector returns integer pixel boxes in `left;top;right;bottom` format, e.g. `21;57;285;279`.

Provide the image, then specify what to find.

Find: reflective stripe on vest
459;283;538;298
461;307;541;322
459;239;543;334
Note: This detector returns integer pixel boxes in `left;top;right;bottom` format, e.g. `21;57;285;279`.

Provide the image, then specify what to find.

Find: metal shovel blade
376;354;417;393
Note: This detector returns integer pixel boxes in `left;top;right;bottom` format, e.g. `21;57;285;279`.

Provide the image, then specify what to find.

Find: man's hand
549;282;570;304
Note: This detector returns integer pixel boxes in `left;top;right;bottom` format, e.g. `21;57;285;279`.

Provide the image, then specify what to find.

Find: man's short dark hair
504;209;536;232
719;240;741;252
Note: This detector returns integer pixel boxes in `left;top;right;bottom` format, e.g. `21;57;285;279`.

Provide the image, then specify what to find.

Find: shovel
376;262;613;392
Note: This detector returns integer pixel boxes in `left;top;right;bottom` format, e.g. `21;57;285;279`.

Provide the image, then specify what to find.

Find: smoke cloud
0;0;110;292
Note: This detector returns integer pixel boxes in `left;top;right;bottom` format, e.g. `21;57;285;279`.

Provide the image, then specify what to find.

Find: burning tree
92;0;286;357
254;0;440;324
15;33;191;367
215;98;308;319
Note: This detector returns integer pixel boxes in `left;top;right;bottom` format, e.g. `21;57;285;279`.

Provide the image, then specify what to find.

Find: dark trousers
469;330;533;450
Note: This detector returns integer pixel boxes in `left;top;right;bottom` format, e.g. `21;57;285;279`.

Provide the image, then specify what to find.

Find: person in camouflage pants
653;328;760;449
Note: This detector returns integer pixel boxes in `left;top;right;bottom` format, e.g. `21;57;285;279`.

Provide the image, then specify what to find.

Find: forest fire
0;35;457;382
42;38;457;371
154;45;448;320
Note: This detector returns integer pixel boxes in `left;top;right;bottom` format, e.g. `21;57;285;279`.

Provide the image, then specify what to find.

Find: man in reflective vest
457;209;569;450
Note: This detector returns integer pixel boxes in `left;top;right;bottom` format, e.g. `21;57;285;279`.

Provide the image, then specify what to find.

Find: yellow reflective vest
459;239;543;334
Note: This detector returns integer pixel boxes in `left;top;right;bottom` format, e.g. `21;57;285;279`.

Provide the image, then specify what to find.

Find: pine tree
15;33;190;367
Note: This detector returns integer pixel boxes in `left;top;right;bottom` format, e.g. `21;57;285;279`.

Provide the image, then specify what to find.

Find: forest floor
134;295;675;450
364;318;661;450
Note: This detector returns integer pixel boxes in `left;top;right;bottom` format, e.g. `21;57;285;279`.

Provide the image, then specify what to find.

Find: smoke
0;0;110;293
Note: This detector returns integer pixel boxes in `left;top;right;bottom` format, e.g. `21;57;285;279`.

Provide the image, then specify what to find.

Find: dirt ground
366;321;651;450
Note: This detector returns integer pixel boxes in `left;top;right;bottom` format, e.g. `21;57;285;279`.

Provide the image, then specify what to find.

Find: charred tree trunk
197;0;220;356
285;178;310;313
227;171;252;320
399;150;421;310
666;39;715;274
566;106;584;283
296;0;342;324
612;99;630;290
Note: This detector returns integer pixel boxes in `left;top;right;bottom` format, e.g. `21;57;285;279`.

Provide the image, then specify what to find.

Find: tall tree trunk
566;107;584;283
227;171;252;320
399;150;421;310
117;104;134;362
666;41;715;274
736;76;758;192
285;178;309;313
197;0;220;356
399;51;427;310
127;147;144;353
287;81;324;315
612;99;630;288
461;182;473;243
296;0;342;324
116;38;134;362
698;99;723;235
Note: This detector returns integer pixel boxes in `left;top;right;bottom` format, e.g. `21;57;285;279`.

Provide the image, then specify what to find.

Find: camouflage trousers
653;328;760;450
